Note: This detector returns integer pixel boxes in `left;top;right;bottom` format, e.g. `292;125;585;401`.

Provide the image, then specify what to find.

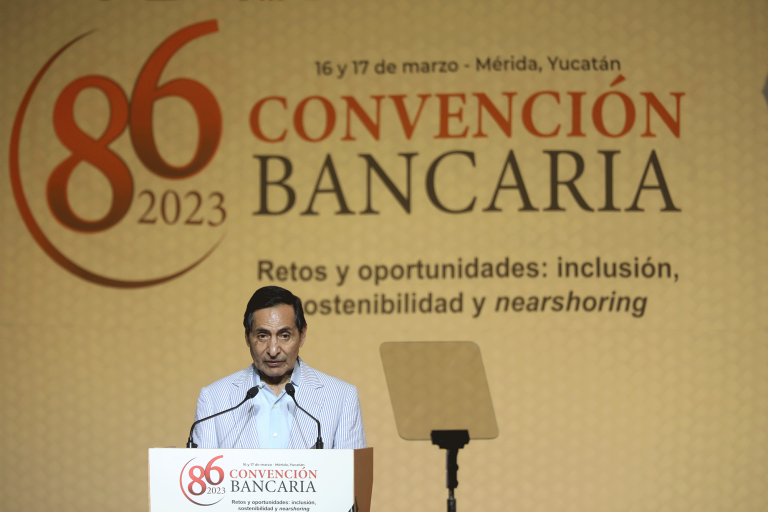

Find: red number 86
49;20;222;233
187;455;225;496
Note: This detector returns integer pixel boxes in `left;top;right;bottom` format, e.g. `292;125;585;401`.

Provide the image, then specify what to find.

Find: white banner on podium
149;449;354;512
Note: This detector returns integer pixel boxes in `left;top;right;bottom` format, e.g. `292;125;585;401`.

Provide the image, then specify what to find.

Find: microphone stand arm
186;393;254;448
288;395;324;449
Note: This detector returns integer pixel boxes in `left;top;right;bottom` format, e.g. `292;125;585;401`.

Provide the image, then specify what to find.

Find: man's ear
298;326;307;348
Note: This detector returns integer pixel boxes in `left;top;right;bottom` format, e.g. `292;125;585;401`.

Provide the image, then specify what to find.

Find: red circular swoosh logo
9;31;222;288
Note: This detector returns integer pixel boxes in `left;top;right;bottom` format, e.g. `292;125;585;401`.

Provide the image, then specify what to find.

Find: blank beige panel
381;341;498;440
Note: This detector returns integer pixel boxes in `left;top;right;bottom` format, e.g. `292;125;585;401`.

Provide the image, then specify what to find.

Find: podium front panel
149;448;354;512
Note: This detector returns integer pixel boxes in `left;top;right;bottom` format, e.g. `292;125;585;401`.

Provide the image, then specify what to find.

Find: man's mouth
265;361;285;367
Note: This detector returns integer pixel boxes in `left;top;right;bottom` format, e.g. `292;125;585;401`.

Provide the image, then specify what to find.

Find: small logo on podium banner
180;455;227;506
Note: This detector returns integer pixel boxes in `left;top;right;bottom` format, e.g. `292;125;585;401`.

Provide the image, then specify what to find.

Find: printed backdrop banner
1;1;766;511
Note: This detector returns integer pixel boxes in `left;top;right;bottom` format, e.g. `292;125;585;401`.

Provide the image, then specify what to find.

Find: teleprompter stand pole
431;430;470;512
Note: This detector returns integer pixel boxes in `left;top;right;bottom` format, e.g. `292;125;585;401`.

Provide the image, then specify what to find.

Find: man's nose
267;338;281;356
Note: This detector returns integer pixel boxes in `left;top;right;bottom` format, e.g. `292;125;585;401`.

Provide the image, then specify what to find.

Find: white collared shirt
251;360;302;448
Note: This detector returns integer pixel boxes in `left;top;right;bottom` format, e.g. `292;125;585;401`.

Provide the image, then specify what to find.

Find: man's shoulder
201;366;253;395
301;361;358;393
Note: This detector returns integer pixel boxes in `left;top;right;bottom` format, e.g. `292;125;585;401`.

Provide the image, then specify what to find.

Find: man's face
245;304;306;382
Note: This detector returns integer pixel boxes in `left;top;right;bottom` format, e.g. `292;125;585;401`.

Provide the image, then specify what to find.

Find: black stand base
431;430;469;512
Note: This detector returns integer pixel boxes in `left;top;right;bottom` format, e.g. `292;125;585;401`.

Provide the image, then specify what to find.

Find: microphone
186;386;259;448
285;383;323;449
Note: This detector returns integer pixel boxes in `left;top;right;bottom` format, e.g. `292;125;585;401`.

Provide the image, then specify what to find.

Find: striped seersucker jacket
192;359;366;449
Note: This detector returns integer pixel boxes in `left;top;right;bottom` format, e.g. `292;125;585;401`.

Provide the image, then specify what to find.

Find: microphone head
245;386;260;399
284;382;296;397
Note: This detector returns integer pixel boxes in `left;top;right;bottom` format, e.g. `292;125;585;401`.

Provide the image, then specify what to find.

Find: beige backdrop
1;1;767;511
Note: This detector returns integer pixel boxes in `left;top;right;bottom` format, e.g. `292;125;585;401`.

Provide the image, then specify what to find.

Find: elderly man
192;286;366;449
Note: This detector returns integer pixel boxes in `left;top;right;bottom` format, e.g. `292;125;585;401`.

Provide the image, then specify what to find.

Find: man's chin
258;364;288;377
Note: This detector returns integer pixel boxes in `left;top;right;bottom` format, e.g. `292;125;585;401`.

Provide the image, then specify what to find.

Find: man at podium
191;286;366;449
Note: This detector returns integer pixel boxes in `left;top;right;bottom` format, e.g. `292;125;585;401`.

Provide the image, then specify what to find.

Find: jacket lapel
229;366;260;449
287;362;325;449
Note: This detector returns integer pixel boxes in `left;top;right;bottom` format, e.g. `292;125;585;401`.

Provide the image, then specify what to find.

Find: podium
149;447;373;512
